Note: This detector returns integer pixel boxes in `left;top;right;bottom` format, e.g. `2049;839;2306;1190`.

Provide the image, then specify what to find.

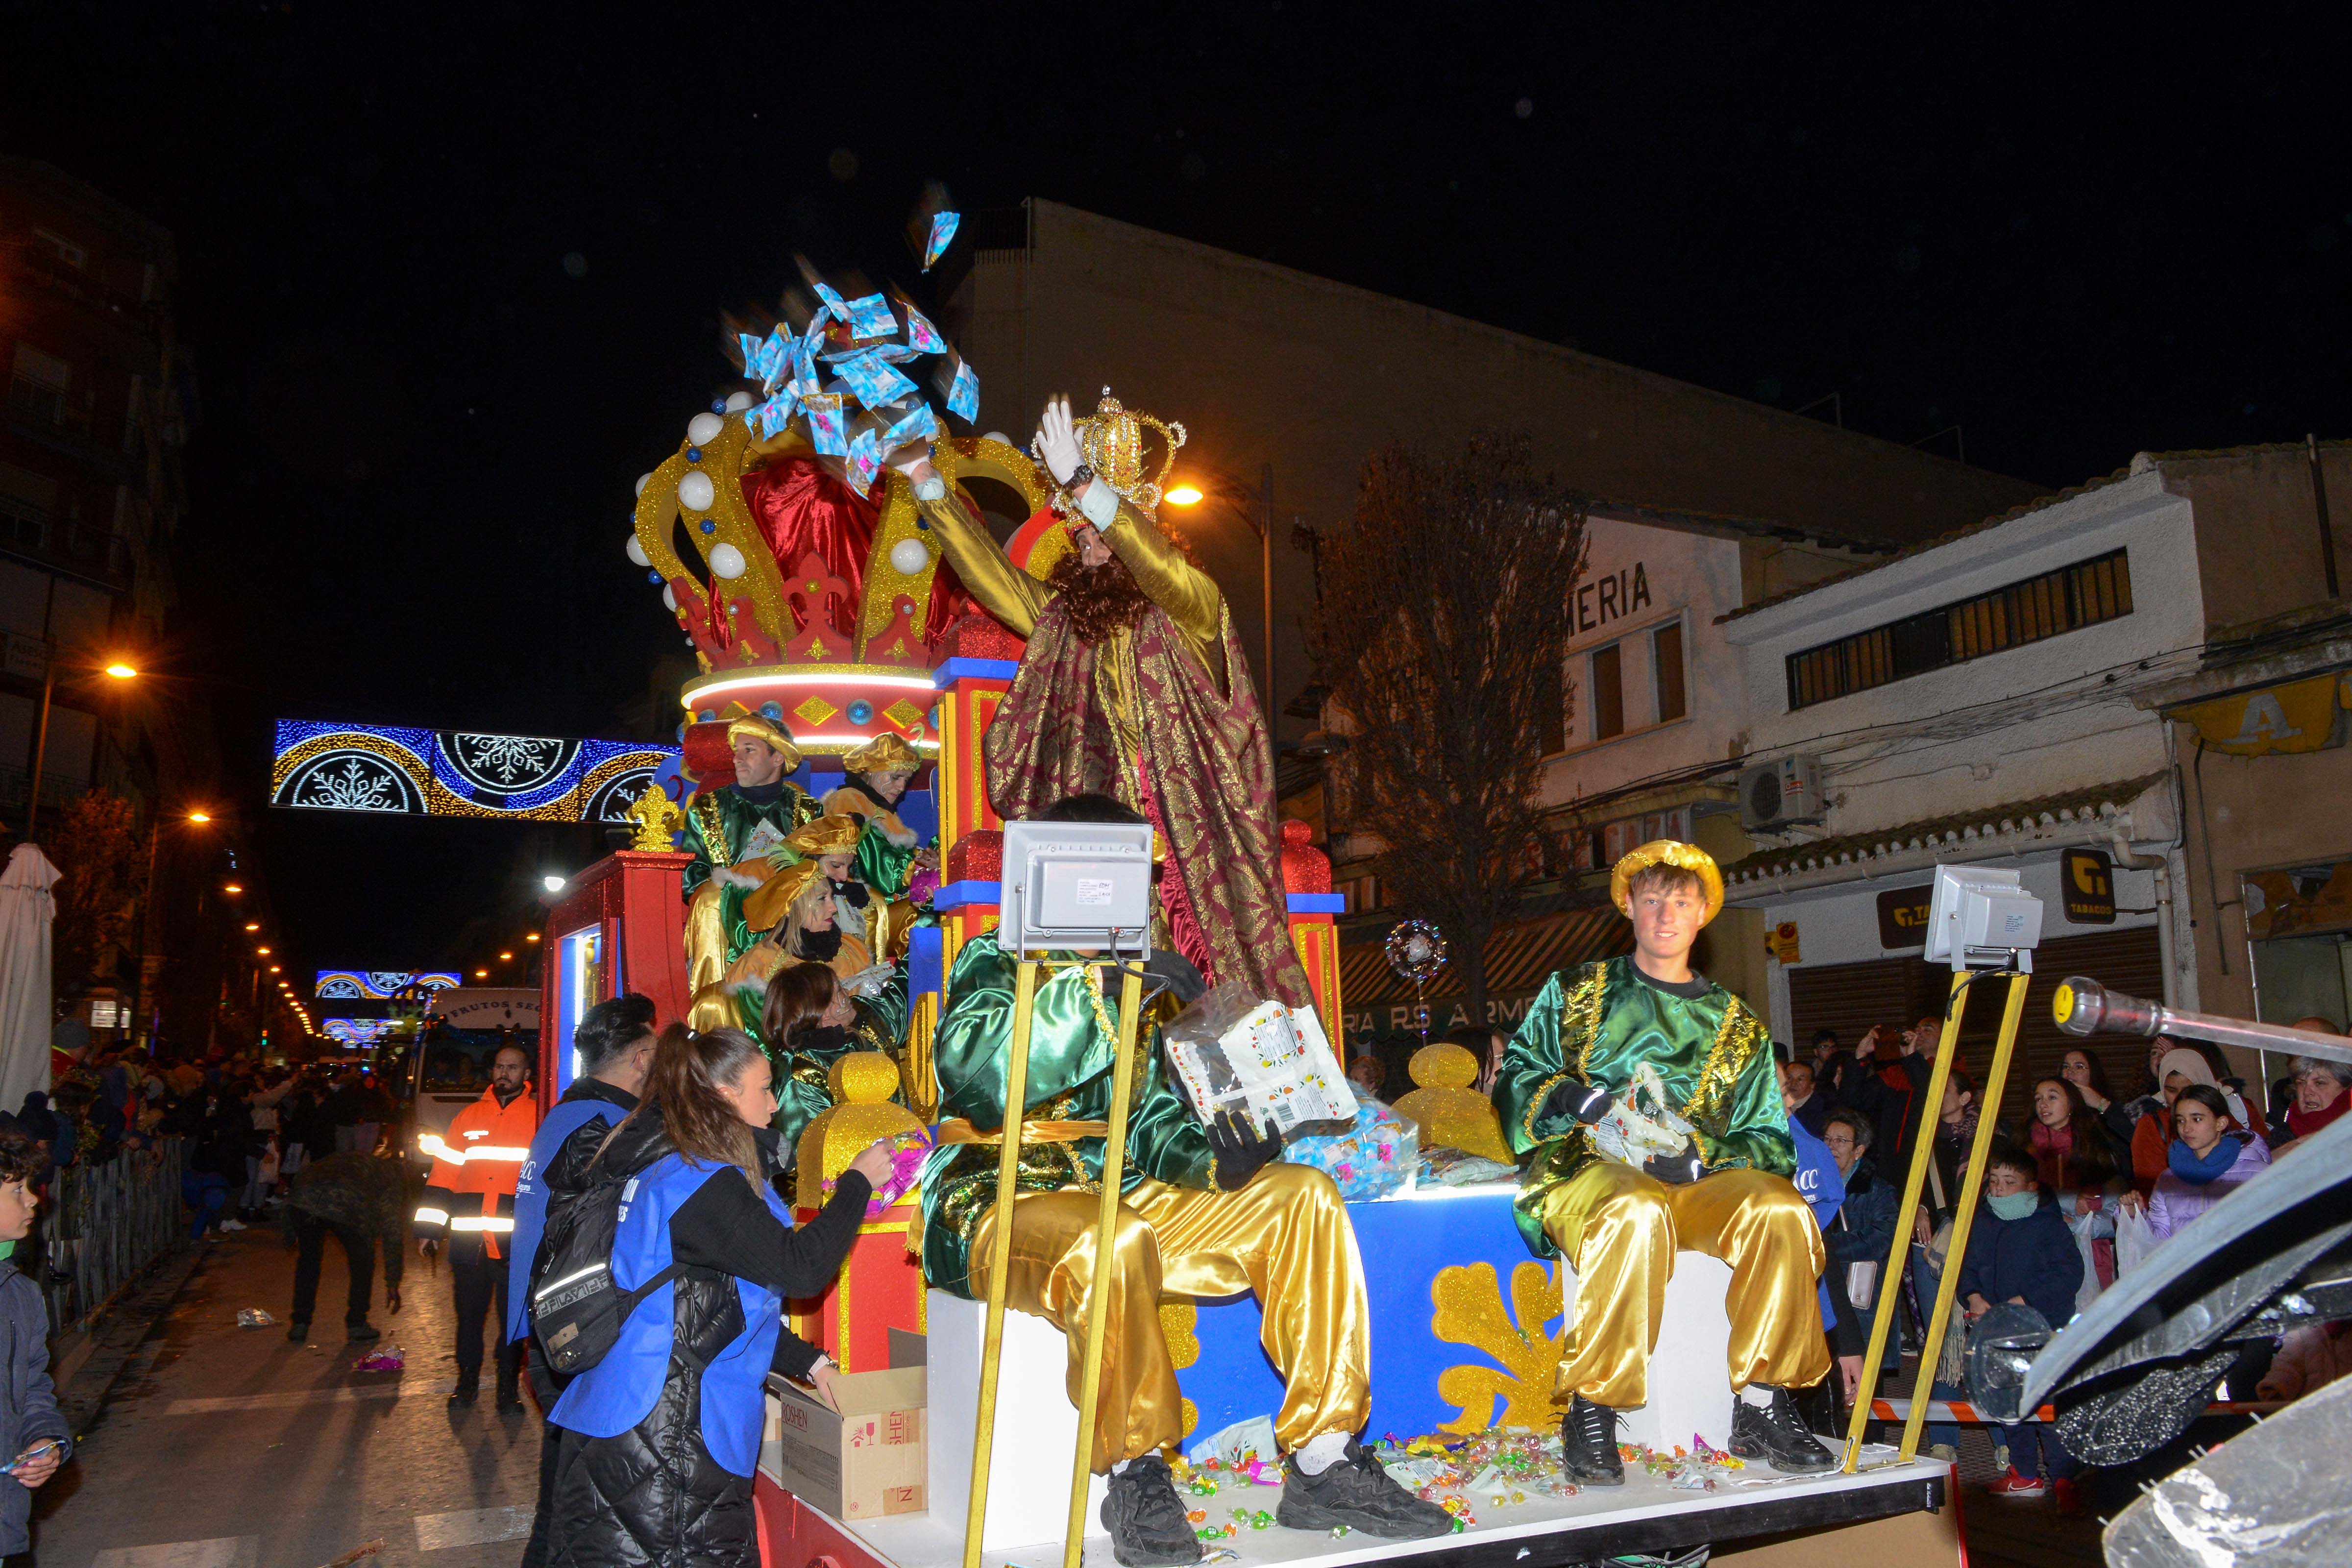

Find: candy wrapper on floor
1280;1088;1418;1200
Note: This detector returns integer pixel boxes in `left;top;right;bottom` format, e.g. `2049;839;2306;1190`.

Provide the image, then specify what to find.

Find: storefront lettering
1574;562;1653;635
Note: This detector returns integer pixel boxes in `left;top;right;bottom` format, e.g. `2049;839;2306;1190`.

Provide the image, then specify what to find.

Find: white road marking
163;1379;455;1415
413;1506;533;1551
91;1538;259;1568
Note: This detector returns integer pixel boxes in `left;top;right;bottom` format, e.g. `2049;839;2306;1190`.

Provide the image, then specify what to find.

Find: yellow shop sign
2172;671;2351;757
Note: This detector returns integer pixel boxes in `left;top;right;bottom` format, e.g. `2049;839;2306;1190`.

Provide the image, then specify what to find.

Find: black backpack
530;1163;682;1376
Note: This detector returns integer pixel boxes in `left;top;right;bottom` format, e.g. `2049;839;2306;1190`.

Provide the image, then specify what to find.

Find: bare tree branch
1306;435;1588;1034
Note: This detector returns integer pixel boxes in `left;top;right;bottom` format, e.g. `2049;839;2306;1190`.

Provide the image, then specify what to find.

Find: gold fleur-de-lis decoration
1430;1260;1568;1434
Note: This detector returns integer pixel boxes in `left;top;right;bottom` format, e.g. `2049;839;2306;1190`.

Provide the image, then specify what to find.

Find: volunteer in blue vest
543;1025;893;1568
416;1042;538;1412
510;993;658;1568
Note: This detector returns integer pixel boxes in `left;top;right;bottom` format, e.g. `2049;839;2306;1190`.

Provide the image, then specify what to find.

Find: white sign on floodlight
1002;818;1155;959
1924;863;2044;971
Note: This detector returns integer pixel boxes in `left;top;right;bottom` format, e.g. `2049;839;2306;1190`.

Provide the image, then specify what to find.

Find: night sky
7;6;2348;989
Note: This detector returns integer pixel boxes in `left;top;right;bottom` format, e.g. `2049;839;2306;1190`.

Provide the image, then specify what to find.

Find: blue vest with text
546;1153;788;1475
507;1096;630;1343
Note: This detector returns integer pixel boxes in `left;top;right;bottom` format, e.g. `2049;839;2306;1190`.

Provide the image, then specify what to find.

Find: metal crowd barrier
37;1136;188;1336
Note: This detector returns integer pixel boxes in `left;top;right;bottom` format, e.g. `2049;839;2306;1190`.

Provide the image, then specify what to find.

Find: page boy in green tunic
1494;840;1834;1486
679;713;820;1001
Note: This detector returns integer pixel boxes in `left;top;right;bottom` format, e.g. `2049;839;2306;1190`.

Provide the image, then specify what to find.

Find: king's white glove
1035;394;1082;486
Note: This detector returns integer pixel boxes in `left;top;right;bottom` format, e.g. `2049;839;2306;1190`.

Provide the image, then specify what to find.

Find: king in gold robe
1493;841;1832;1482
680;715;820;1000
912;415;1311;1014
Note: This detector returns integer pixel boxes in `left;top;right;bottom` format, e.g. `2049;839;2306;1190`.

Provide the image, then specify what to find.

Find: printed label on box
1074;877;1113;906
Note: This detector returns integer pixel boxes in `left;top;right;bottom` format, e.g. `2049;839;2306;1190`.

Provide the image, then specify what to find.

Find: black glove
1642;1150;1707;1185
1205;1110;1283;1191
1544;1079;1616;1126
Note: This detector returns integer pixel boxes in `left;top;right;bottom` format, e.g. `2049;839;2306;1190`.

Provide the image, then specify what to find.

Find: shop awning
1339;907;1632;1007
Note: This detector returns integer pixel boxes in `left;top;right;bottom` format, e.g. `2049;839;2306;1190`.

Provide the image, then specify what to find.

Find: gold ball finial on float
794;1051;927;1210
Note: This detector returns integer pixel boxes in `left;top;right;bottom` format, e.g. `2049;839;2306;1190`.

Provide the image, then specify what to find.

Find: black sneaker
1099;1455;1201;1567
1563;1394;1625;1486
286;1321;310;1343
449;1371;479;1407
1729;1385;1836;1472
346;1322;382;1344
1276;1439;1454;1538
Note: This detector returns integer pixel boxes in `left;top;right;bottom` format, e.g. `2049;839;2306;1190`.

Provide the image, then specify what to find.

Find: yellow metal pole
1064;965;1147;1568
1896;970;2033;1461
962;958;1039;1568
1841;970;1972;1472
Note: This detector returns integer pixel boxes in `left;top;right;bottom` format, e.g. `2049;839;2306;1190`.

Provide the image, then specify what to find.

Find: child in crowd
0;1132;71;1558
2141;1085;2271;1239
1933;1143;2085;1508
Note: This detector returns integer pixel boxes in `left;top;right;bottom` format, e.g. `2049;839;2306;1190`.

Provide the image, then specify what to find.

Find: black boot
1562;1393;1625;1486
346;1321;381;1344
1099;1455;1201;1567
495;1375;525;1416
286;1321;310;1343
1729;1385;1837;1472
450;1369;480;1407
1276;1439;1454;1538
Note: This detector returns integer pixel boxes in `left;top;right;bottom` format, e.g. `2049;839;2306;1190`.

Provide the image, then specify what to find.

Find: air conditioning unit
1739;756;1827;830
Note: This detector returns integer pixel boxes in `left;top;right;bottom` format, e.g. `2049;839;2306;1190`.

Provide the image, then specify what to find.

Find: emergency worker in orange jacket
416;1042;538;1410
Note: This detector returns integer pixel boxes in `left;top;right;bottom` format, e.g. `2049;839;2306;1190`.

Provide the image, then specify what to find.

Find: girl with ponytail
545;1024;892;1568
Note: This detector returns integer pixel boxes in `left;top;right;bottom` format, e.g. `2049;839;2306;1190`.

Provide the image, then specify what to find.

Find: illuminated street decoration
323;1019;400;1044
315;970;463;999
272;721;677;821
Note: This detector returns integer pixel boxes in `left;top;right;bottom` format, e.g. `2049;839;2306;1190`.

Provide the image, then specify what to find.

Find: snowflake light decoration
1386;920;1448;986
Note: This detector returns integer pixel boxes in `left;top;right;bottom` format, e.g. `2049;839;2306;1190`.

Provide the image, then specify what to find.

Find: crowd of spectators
1788;1015;2352;1513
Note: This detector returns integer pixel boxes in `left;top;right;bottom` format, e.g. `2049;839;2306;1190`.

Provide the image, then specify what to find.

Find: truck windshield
417;1028;528;1092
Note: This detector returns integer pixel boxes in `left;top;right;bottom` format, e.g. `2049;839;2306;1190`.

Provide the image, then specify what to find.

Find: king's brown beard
1048;551;1153;646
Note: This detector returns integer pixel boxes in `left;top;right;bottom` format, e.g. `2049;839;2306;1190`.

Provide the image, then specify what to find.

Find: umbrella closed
0;844;62;1117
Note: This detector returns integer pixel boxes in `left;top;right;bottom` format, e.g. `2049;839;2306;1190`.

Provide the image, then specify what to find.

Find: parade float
538;245;1962;1568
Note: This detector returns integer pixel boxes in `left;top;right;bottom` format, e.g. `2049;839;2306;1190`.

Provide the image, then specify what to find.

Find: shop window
1786;549;2133;710
1591;642;1625;740
1652;620;1687;723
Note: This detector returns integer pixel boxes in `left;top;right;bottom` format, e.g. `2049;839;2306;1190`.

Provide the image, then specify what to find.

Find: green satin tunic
916;932;1214;1296
1493;956;1791;1258
680;783;820;969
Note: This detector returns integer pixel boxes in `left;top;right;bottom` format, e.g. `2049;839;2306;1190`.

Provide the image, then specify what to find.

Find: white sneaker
219;1219;247;1232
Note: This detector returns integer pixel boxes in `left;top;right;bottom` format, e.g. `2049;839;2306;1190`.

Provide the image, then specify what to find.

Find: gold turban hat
741;857;832;935
1610;840;1724;926
724;713;802;771
842;733;921;776
785;814;863;860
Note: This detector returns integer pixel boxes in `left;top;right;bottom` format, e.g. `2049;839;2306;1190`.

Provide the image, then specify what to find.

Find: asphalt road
29;1228;541;1568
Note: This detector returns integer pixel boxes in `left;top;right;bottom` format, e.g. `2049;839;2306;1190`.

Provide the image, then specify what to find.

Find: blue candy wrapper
845;427;883;496
737;332;765;376
811;280;849;323
944;358;979;422
756;393;797;440
879;402;938;452
793;332;819;389
903;302;946;355
843;293;897;340
1279;1089;1418;1201
803;393;848;457
835;352;920;410
924;210;959;270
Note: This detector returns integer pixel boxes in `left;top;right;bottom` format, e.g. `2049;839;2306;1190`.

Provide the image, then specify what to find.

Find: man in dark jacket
512;994;658;1568
281;1150;410;1343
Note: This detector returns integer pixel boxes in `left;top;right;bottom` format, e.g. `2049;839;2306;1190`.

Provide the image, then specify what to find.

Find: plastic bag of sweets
1280;1088;1419;1200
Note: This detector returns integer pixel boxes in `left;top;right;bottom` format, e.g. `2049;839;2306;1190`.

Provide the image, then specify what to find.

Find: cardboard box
763;1366;927;1522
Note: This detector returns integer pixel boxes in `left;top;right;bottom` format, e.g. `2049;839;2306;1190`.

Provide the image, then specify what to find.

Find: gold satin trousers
684;879;729;1000
1538;1163;1829;1410
968;1163;1370;1472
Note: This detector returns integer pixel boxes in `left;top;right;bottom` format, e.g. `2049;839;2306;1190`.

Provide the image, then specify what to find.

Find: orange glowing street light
256;946;271;955
1164;484;1204;506
245;923;260;931
499;951;514;961
223;883;243;894
103;662;138;680
186;810;211;824
269;965;281;973
474;968;489;978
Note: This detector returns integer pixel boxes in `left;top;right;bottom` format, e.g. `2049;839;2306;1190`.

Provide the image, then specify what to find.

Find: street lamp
24;653;140;839
1164;463;1278;720
244;923;260;932
223;883;243;894
127;806;217;1052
